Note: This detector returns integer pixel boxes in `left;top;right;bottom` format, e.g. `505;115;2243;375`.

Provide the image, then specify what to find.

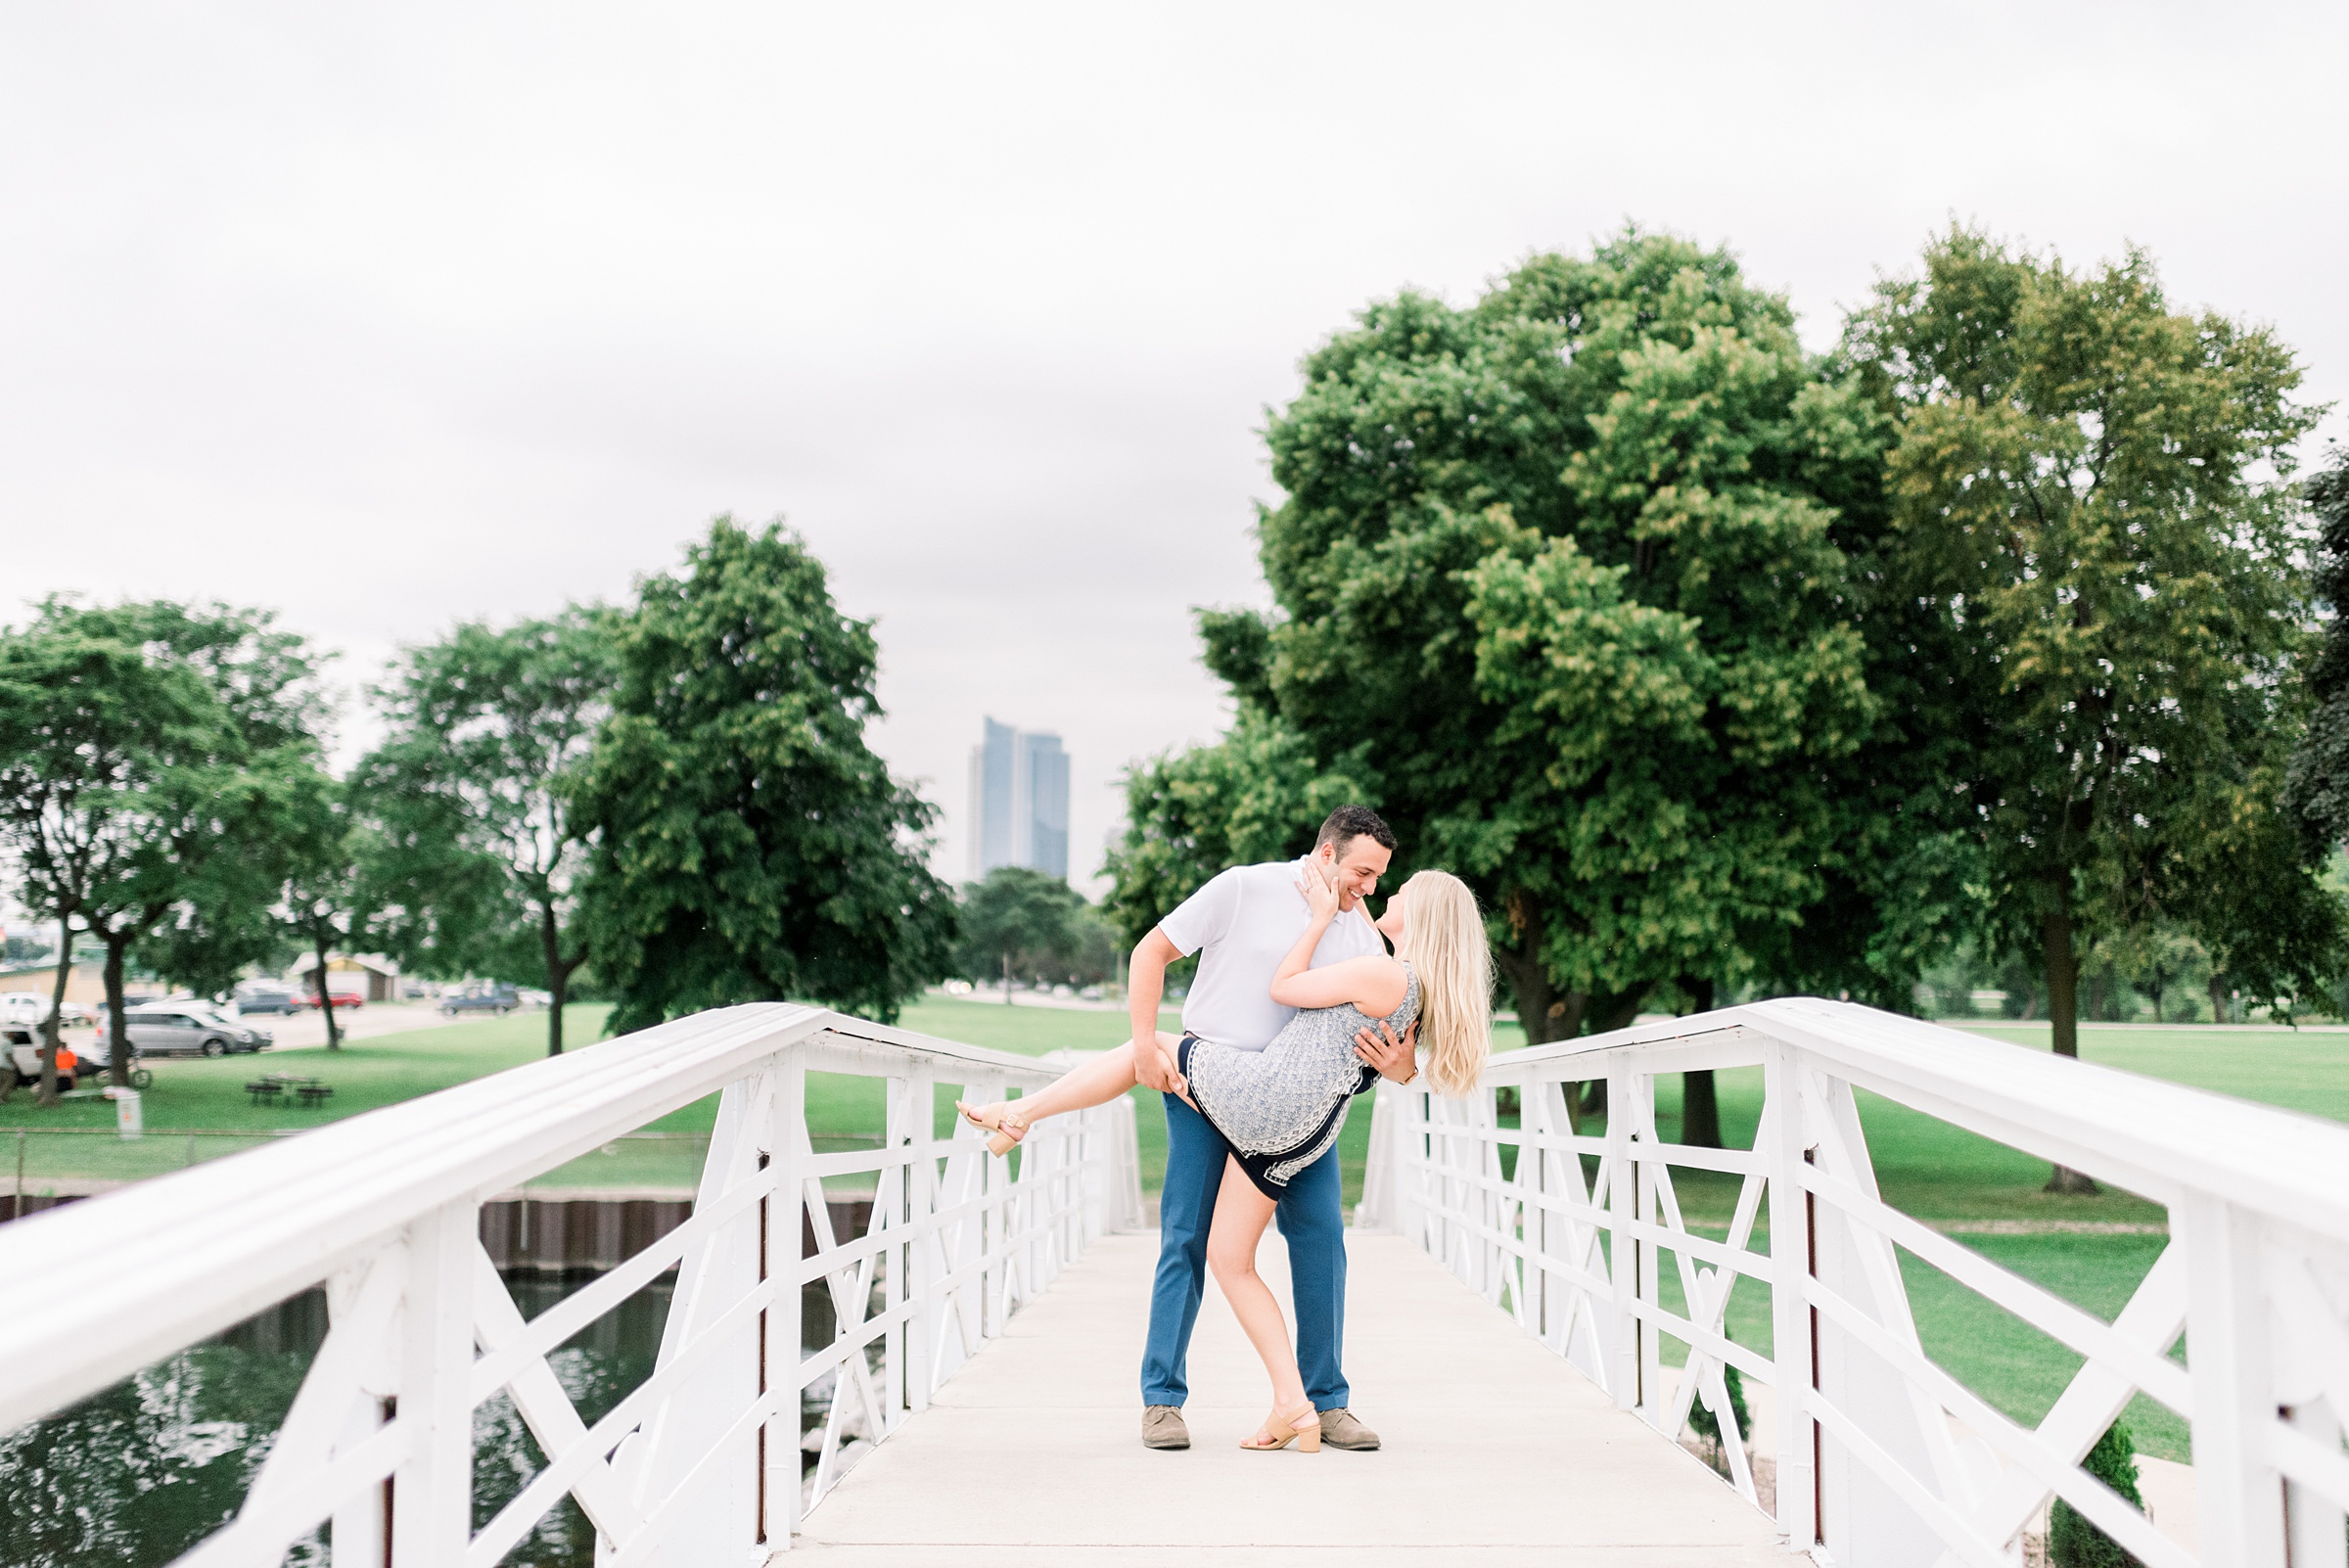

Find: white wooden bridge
3;997;2347;1567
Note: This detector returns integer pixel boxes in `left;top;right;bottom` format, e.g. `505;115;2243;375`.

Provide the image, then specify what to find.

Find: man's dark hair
1315;805;1397;856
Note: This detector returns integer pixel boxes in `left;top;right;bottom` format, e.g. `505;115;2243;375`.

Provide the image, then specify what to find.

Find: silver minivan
124;1005;270;1058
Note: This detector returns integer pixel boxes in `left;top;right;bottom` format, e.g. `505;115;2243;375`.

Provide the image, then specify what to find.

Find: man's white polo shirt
1157;855;1386;1052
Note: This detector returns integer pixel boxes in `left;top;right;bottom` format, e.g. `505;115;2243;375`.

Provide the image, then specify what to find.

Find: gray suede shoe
1318;1407;1380;1450
1142;1406;1190;1450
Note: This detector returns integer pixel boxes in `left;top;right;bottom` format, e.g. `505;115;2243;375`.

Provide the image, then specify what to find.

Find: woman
957;866;1492;1453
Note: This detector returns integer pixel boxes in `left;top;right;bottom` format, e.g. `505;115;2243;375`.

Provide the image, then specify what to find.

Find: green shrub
1687;1361;1750;1449
2050;1421;2145;1568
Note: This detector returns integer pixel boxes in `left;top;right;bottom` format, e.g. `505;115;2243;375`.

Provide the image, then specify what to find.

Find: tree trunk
1494;928;1584;1128
540;903;569;1056
2042;899;2096;1193
2208;972;2228;1025
1680;976;1721;1148
34;914;75;1107
315;930;343;1050
1002;951;1012;1004
1494;939;1567;1045
548;957;584;1056
2045;901;2078;1059
1575;987;1647;1123
103;934;133;1089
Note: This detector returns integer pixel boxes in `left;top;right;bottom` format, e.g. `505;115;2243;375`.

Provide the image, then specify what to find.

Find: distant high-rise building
969;718;1018;877
968;718;1070;880
1017;730;1070;878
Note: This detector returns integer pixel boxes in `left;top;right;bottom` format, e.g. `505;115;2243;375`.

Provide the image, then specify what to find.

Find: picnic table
245;1073;335;1110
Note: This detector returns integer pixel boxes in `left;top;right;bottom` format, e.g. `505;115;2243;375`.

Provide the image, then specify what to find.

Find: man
1125;804;1417;1452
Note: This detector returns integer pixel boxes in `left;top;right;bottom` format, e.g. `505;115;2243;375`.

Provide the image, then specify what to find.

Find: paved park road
797;1230;1788;1565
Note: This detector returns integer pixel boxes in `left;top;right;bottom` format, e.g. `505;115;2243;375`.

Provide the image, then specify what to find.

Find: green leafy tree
957;866;1082;997
78;605;321;1088
0;601;320;1100
359;607;619;1054
1138;230;1908;1139
1065;902;1122;987
1848;231;2338;1181
135;846;296;1005
1841;226;2339;1187
0;623;187;1103
2282;453;2349;992
577;519;956;1032
2104;921;2208;1025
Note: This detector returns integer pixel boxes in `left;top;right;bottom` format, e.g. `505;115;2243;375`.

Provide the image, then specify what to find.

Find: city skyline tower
967;717;1069;880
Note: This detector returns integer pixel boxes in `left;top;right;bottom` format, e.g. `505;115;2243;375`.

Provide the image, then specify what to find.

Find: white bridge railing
1359;996;2349;1568
0;1003;1142;1565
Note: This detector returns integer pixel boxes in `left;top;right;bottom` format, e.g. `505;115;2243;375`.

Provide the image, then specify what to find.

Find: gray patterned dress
1178;962;1418;1199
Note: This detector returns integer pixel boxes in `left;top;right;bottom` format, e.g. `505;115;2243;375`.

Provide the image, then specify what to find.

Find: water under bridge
3;998;2346;1567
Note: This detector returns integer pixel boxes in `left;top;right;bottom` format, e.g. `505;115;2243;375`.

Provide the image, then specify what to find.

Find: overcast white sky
3;2;2343;899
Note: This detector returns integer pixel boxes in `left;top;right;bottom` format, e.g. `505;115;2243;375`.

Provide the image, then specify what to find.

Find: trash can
111;1087;142;1140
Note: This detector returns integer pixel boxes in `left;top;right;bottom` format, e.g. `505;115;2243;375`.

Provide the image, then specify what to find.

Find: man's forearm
1128;939;1173;1090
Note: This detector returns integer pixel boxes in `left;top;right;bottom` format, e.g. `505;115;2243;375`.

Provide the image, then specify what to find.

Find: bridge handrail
1475;997;2349;1231
0;1002;1141;1565
1359;995;2349;1568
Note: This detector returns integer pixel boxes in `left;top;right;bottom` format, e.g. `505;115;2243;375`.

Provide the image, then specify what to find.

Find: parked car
8;1031;75;1090
122;1004;271;1058
235;988;302;1016
515;988;552;1010
0;992;89;1027
2;1025;149;1089
296;992;363;1012
439;985;520;1016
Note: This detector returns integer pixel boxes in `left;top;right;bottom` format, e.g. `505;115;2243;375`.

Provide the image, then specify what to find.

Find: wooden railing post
884;1067;928;1432
2181;1191;2288;1566
977;1075;1008;1337
906;1068;940;1415
390;1200;476;1568
1763;1041;1818;1551
1605;1064;1637;1412
327;1253;396;1568
762;1054;806;1552
1632;1074;1660;1423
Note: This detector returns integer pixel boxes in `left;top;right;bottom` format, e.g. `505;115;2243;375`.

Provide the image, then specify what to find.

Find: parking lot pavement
51;1001;477;1058
251;1003;475;1052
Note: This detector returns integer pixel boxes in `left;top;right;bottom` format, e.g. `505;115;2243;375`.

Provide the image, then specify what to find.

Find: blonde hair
1401;870;1492;1096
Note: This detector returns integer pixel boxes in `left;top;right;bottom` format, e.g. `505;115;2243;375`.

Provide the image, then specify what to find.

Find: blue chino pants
1139;1089;1349;1410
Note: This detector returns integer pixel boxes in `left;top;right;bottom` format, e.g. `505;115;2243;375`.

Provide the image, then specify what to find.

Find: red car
299;992;364;1011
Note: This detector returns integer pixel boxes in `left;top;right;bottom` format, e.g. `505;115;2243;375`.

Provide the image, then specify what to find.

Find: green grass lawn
0;999;1193;1193
12;1002;2337;1464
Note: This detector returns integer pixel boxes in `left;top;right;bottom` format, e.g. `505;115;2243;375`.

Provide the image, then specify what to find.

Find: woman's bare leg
965;1032;1183;1132
1204;1156;1308;1427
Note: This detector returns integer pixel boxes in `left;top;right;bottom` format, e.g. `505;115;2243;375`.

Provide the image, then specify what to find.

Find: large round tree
1120;231;1912;1115
577;519;957;1032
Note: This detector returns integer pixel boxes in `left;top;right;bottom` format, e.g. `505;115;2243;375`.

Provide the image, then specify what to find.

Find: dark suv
236;989;301;1016
439;985;520;1016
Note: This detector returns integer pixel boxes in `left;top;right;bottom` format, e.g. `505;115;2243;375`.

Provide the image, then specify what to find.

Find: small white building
292;952;402;1003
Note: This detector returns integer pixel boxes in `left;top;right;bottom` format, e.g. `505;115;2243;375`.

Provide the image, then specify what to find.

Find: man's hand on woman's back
1354;1019;1418;1085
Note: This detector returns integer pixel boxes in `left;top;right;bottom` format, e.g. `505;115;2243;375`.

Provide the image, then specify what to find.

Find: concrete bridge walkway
796;1228;1788;1564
